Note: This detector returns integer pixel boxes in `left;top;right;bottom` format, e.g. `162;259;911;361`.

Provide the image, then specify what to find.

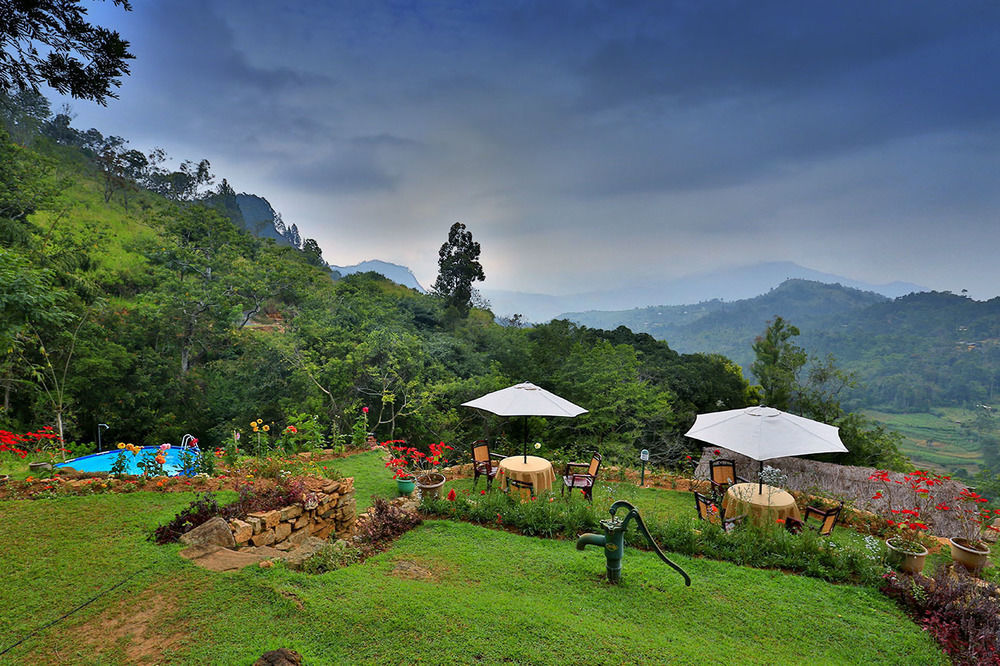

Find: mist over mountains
481;262;924;323
327;260;426;293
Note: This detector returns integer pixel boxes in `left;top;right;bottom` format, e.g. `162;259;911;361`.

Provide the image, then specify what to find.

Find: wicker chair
471;440;505;491
803;502;843;536
562;452;602;501
693;491;745;533
709;459;749;499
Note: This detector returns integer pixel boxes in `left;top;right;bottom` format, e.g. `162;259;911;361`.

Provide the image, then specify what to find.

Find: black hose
0;566;152;657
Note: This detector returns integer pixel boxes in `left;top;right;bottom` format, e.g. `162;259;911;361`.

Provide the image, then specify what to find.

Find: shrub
355;496;422;557
423;492;884;584
880;566;1000;665
150;478;311;544
302;539;360;574
150;492;222;544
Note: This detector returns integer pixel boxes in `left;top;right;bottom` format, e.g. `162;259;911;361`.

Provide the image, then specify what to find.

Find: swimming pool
55;446;199;476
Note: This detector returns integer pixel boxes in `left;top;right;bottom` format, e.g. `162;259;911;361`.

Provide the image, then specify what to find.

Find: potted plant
384;441;453;499
947;488;999;573
884;514;931;575
869;469;951;575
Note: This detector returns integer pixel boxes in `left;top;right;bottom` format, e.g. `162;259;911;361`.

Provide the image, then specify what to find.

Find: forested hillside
1;91;769;465
566;280;1000;413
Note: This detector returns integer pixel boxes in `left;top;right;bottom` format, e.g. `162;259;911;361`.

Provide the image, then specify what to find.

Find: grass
0;493;946;665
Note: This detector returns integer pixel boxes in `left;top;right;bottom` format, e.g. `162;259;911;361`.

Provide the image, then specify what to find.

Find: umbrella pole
758;460;764;494
523;416;528;463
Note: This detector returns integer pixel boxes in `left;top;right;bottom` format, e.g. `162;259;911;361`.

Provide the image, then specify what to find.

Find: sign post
640;449;649;486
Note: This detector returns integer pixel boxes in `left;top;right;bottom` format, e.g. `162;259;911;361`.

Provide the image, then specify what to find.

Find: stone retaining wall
693;447;977;537
227;477;356;550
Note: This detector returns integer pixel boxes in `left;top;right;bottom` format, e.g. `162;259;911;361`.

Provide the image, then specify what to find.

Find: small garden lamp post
97;423;109;452
639;448;649;486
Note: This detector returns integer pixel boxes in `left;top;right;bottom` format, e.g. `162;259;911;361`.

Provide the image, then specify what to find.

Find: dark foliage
150;492;221;544
0;0;134;104
880;566;1000;665
219;479;309;521
354;496;422;556
150;480;310;544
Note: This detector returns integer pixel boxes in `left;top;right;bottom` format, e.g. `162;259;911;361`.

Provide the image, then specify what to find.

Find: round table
722;483;801;526
498;455;555;496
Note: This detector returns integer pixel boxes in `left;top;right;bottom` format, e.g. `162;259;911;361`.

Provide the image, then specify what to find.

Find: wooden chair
471;440;505;491
693;491;745;533
783;516;804;535
562;452;602;502
803;502;843;536
709;459;749;499
506;478;535;500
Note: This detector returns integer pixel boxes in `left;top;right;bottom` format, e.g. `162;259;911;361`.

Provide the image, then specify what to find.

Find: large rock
283;537;328;570
179;517;236;549
179;544;270;572
254;648;302;666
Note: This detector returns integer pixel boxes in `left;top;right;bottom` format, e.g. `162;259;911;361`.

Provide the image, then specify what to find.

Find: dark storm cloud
59;1;1000;299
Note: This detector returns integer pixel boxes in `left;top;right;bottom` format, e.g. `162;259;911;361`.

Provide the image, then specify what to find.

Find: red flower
362;407;368;414
713;449;721;455
480;490;486;495
871;492;883;500
447;488;456;501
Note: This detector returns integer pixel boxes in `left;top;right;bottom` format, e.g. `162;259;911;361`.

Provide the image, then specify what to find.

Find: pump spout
576;533;607;550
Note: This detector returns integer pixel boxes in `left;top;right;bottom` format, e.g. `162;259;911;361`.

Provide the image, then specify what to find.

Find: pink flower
362;407;369;414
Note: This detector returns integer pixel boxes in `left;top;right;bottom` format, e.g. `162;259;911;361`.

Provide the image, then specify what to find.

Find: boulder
254;648;303;666
283;537;328;570
179;517;236;549
179;544;270;572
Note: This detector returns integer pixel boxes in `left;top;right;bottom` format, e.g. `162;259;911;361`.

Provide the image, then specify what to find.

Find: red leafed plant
384;441;453;480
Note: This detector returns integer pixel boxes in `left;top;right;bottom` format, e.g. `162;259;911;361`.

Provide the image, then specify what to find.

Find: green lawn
0;492;946;665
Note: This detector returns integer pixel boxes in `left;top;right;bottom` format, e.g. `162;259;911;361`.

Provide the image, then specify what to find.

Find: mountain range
481;261;924;322
327;260;426;293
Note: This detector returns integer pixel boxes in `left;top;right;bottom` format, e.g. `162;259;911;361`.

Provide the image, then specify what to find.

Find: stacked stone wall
227;477;356;550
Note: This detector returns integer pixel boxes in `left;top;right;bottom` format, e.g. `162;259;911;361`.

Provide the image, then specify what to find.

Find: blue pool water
55;446;198;476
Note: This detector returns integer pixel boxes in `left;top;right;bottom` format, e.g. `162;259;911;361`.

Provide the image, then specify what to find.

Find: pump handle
608;500;691;586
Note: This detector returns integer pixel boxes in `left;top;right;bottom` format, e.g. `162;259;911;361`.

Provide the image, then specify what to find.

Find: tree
750;316;806;409
432;222;485;316
0;0;134;105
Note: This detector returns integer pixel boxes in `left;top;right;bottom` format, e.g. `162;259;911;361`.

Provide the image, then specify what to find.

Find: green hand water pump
576;500;691;586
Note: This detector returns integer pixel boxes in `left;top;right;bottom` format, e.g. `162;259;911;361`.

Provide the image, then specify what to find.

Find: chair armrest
736;474;750;484
724;514;747;526
564;462;589;474
489;452;506;461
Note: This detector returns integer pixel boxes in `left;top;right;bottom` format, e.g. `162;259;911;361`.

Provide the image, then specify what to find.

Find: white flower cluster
759;464;788;488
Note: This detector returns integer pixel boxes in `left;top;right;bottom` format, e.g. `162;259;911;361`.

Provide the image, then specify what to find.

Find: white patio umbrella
684;406;848;493
461;382;588;462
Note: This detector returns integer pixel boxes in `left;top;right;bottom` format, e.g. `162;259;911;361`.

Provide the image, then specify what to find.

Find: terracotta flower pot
415;472;446;500
949;537;991;573
886;538;928;575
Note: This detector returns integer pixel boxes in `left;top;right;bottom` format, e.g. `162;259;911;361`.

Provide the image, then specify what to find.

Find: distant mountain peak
328;260;426;293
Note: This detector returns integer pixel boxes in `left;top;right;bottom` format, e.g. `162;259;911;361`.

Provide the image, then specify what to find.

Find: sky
56;1;1000;300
